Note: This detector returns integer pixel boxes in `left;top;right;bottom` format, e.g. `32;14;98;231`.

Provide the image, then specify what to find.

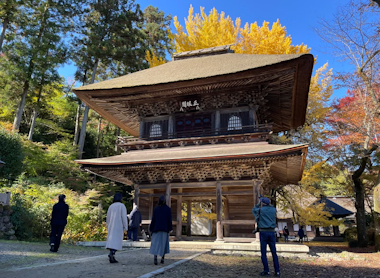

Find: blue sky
60;0;351;98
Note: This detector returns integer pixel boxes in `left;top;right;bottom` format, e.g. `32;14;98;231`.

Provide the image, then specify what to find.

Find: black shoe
108;254;118;263
274;272;281;277
50;244;55;252
260;272;270;276
154;256;157;265
160;258;164;264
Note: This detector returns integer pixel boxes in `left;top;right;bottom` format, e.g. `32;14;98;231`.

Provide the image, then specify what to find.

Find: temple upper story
74;45;314;150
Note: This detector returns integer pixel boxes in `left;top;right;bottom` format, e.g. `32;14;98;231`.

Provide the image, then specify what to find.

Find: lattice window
150;124;162;137
227;115;242;130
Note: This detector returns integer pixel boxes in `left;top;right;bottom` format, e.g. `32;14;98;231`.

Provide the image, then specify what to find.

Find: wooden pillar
176;188;182;239
134;185;140;207
148;195;154;220
316;227;321;237
216;181;223;241
165;183;171;207
139;119;144;139
249;106;257;127
224;196;230;237
333;225;340;237
168;115;174;138
253;179;263;241
186;201;191;237
215;110;220;135
253;179;263;206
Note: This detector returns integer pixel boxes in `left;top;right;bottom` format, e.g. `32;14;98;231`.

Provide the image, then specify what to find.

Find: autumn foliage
146;5;311;67
172;5;310;55
325;87;380;150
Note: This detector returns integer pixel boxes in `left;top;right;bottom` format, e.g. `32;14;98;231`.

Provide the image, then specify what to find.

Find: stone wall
0;205;16;240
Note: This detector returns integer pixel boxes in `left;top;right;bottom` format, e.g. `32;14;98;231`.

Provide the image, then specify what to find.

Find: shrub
10;194;36;240
0;128;24;180
3;181;108;242
343;227;357;242
348;240;359;248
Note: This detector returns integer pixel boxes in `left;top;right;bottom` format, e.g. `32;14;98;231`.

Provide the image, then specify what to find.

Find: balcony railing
143;124;272;141
116;123;272;151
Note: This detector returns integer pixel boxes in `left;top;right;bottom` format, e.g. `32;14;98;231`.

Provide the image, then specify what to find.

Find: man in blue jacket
252;197;280;277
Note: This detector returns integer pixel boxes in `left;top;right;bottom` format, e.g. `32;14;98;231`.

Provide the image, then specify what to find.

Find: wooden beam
172;192;215;196
140;190;253;198
216;181;223;241
221;220;256;225
182;197;216;201
186;201;191;237
223;191;254;196
138;180;254;190
176;188;182;239
142;220;178;225
139;184;167;190
140;193;165;198
166;183;171;207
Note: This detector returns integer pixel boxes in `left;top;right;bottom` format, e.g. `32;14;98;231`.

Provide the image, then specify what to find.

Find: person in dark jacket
283;226;290;243
50;194;69;252
252;197;280;277
298;226;305;243
149;195;172;265
128;204;142;241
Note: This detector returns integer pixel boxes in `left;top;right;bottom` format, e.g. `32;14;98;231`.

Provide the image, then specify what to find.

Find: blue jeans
284;235;289;242
128;228;138;241
260;231;280;273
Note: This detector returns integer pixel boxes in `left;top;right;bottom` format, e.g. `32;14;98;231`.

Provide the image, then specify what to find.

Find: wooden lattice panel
146;170;161;184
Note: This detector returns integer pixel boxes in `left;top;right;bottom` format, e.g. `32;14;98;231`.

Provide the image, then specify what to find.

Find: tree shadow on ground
159;253;380;278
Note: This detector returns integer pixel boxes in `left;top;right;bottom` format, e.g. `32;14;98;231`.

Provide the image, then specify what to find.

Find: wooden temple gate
74;45;313;242
135;180;263;241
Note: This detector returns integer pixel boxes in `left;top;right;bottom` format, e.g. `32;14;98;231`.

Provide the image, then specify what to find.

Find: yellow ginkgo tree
146;6;336;227
146;5;312;67
172;5;310;55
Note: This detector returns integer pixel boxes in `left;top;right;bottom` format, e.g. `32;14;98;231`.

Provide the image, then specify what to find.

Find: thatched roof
74;51;314;136
76;142;308;185
76;142;306;165
76;53;311;91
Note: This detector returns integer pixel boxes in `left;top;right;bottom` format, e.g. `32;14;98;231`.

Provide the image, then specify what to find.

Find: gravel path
0;240;107;270
157;247;380;278
2;240;379;278
0;240;199;278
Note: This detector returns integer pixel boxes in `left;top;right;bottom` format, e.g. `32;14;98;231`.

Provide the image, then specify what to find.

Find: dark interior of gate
138;184;256;239
74;45;314;242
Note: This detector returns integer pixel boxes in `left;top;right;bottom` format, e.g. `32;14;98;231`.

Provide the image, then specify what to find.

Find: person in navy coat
50;194;69;252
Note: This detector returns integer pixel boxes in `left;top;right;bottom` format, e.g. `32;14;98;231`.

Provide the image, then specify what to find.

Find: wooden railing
142;123;272;141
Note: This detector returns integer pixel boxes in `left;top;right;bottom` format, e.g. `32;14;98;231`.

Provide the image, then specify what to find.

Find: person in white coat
106;193;128;263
